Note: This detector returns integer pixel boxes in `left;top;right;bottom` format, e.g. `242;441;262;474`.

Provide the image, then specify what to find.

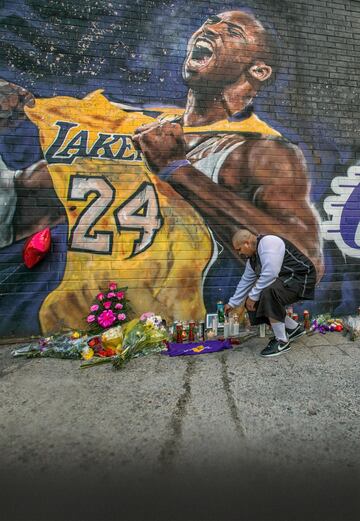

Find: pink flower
117;313;126;321
96;293;104;301
140;312;154;321
107;292;116;298
109;282;117;291
86;314;96;323
90;304;99;312
103;301;112;310
116;291;124;299
115;303;123;310
98;310;116;328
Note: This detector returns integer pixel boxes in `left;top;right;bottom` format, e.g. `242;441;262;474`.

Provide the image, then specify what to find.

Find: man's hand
245;297;257;312
0;79;34;130
224;303;233;315
132;121;187;173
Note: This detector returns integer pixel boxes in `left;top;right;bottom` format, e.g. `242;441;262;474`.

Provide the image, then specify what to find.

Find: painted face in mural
183;10;272;89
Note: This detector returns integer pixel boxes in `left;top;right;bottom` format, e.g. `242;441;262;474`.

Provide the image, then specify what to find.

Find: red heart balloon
23;228;51;269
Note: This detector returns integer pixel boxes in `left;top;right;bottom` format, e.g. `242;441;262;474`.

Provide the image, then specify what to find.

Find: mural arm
171;142;324;280
0;80;65;245
222;138;324;277
133;122;324;281
13;160;66;242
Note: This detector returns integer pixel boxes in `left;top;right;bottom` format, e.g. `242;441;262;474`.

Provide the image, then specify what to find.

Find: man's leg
254;281;298;357
260;317;290;357
284;315;307;341
269;318;288;342
285;314;298;330
270;314;306;341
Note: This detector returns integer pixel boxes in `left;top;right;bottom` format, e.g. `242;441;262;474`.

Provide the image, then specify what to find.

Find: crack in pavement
220;353;246;438
158;356;196;468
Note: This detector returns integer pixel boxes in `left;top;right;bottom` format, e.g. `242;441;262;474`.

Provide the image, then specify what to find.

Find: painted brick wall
0;0;359;337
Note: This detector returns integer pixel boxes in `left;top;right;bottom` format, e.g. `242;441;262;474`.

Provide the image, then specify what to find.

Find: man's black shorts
248;278;305;325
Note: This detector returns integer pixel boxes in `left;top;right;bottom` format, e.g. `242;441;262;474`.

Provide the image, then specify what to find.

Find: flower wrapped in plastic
342;315;360;340
12;331;89;359
101;325;124;351
81;313;168;369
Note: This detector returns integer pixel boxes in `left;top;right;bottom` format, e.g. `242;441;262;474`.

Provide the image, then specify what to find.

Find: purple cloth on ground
164;339;232;357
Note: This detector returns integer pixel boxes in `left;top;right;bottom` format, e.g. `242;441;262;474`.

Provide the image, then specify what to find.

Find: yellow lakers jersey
25;90;214;333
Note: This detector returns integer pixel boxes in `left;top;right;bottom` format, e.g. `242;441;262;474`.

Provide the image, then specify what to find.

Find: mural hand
132;121;186;173
0;80;34;130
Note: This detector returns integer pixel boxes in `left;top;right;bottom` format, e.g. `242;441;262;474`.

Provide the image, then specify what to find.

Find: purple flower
98;310;116;328
115;303;123;310
109;282;117;291
107;292;116;298
87;314;96;323
103;301;112;310
90;304;99;312
117;313;126;321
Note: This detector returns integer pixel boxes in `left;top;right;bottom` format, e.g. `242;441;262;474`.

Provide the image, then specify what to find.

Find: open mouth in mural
188;37;214;71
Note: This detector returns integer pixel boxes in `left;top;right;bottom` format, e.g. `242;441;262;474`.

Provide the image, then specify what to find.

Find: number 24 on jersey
67;175;163;257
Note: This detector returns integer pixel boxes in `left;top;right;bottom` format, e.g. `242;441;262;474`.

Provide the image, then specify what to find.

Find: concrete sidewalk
1;331;360;521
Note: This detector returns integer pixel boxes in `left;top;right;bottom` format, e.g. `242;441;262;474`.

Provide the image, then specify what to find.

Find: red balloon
23;228;51;269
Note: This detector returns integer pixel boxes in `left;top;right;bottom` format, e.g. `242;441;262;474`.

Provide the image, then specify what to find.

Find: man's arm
227;260;257;309
247;235;285;301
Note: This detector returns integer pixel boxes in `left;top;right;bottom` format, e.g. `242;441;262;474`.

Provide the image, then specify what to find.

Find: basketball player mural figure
0;10;323;335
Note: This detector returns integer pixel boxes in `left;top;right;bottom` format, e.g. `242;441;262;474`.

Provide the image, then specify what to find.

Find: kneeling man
224;230;318;357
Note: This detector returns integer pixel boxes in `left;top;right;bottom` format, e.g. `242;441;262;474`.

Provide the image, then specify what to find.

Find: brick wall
0;0;359;337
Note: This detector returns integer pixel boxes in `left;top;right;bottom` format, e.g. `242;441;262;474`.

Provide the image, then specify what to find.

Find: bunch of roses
86;282;129;332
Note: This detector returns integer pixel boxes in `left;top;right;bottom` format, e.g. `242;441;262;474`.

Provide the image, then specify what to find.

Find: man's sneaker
260;338;291;358
287;324;306;342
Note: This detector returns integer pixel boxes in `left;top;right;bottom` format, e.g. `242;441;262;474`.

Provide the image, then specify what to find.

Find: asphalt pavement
1;331;359;521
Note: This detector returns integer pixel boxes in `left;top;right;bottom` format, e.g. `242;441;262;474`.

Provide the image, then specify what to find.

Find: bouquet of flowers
342;315;360;340
12;331;89;359
311;314;343;334
81;312;168;370
86;282;131;334
12;280;168;370
12;328;124;362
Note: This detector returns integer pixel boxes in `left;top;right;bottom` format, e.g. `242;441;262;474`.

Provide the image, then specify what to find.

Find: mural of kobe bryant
133;11;324;292
0;7;324;336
